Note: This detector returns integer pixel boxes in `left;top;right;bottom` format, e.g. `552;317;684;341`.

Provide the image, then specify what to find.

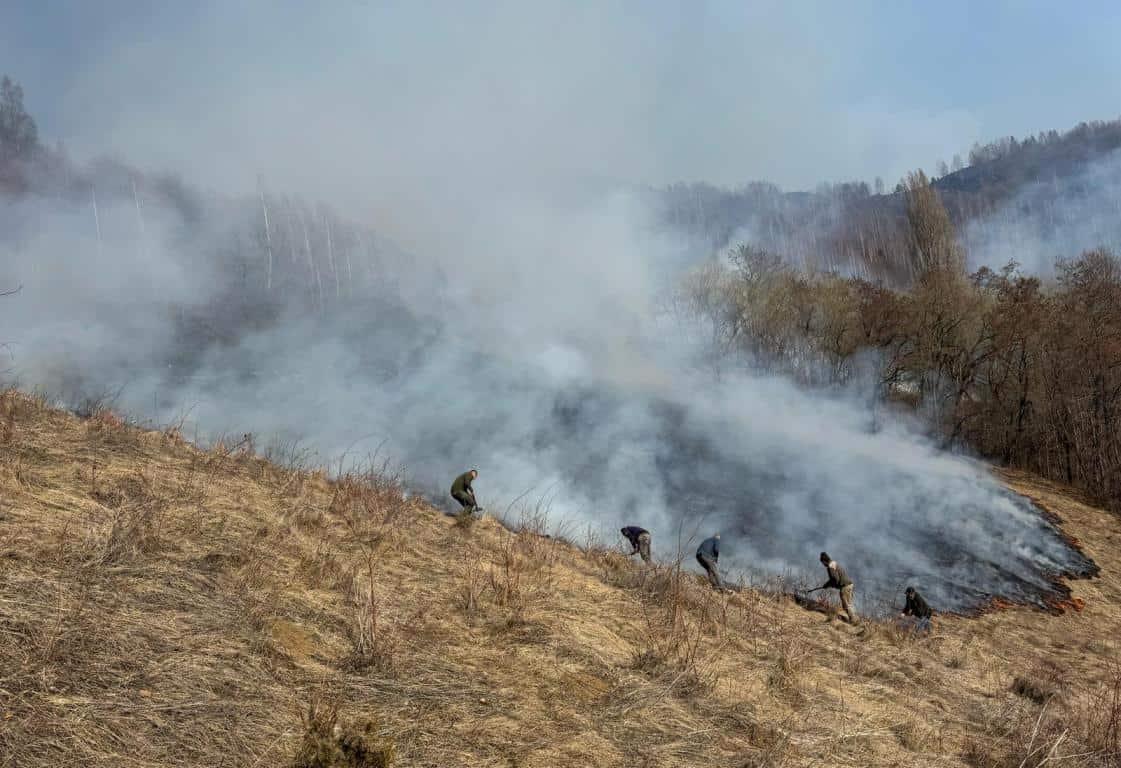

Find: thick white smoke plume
0;171;1093;615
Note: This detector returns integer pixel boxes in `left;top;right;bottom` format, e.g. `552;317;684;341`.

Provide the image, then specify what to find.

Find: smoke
964;146;1121;273
0;164;1094;616
0;2;1106;615
9;2;997;202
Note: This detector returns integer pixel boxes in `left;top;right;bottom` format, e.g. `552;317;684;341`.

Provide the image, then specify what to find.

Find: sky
4;1;1121;224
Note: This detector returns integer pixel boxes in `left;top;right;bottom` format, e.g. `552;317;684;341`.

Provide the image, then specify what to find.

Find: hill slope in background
657;117;1121;280
1;392;1119;767
6;67;1121;294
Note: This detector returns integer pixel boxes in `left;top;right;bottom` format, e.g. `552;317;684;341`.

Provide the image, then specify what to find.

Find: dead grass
767;634;809;703
1;394;1121;766
1012;659;1070;704
1079;663;1121;758
292;692;397;767
892;718;937;753
342;570;400;674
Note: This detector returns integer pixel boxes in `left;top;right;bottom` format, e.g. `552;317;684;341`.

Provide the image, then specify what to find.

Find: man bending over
450;469;479;512
621;526;651;562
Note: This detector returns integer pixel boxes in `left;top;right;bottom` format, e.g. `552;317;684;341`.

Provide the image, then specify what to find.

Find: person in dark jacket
696;534;724;590
621;526;651;563
450;469;479;511
819;552;857;623
899;586;933;634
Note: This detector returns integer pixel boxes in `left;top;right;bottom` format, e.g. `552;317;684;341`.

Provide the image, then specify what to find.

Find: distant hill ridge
656;116;1121;281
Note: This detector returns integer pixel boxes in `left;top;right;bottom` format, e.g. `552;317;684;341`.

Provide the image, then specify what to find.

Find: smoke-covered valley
0;140;1099;614
10;0;1121;613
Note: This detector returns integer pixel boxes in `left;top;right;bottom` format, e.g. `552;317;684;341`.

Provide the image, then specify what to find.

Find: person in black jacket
696;534;724;590
620;526;651;562
899;586;933;635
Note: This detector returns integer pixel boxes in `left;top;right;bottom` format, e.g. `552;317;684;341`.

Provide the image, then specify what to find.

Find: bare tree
903;170;964;274
0;76;38;162
257;176;274;293
131;175;147;260
90;185;103;252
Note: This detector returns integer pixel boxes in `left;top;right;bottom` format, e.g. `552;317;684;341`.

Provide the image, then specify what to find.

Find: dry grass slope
0;391;1119;767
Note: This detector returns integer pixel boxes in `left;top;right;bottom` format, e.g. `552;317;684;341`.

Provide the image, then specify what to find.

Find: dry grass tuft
1012;675;1056;705
297;540;348;590
626;564;727;698
766;634;808;703
292;693;397;768
740;720;794;767
81;471;169;566
458;549;486;617
1078;662;1121;756
330;468;407;552
487;534;526;611
343;571;399;674
1012;659;1070;704
1;389;17;444
961;702;1074;768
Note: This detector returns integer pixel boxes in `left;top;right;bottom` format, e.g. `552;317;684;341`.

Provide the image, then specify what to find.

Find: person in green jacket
819;551;857;623
450;469;479;512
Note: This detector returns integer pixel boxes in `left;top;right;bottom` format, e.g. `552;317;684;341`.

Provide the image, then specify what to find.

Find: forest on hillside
684;241;1121;512
658;119;1121;282
664;120;1121;512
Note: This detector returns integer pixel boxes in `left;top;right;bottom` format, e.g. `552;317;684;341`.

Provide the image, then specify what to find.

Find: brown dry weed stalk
293;692;397;768
344;570;399;674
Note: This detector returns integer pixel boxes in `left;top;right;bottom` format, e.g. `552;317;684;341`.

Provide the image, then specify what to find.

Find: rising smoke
0;160;1095;615
0;3;1106;615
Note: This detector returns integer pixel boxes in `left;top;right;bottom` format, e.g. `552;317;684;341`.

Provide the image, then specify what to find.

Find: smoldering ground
0;177;1095;616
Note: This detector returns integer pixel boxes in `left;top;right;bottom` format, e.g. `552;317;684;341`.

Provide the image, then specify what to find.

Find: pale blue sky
4;1;1120;205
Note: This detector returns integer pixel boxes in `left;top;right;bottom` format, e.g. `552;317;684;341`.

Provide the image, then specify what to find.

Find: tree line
658;116;1121;285
684;175;1121;512
0;75;423;323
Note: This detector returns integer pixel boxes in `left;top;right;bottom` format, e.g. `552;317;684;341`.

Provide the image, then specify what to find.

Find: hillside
657;117;1121;282
1;392;1119;767
936;119;1121;200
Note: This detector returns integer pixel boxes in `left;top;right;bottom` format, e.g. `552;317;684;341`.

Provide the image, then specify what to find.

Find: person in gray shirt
696;534;724;590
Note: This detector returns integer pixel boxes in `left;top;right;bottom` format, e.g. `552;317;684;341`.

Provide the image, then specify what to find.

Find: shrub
1013;675;1057;705
1080;662;1121;756
1013;660;1068;704
343;572;398;674
292;694;396;768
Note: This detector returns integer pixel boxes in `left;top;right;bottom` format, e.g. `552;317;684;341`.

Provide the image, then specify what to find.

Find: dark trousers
696;553;723;590
899;615;932;636
452;490;476;510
